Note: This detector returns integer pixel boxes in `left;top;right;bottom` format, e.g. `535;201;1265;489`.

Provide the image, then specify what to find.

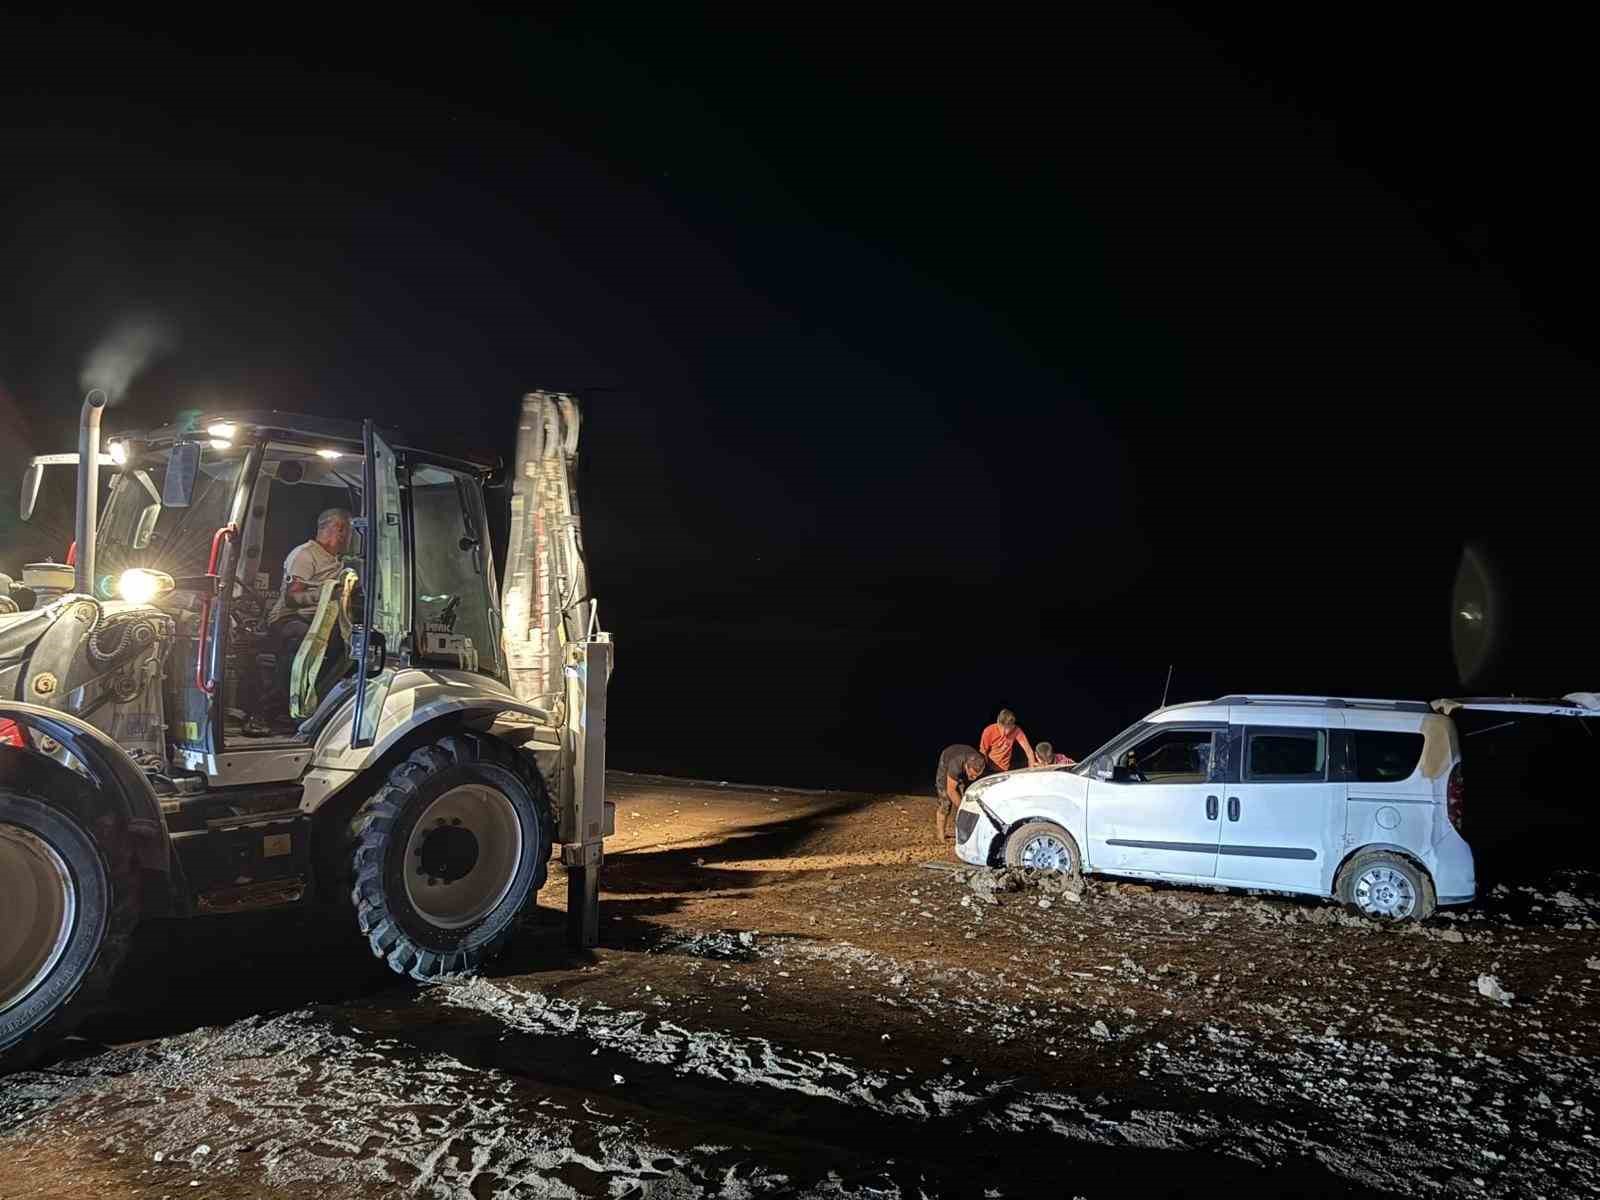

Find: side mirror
1092;755;1114;780
163;442;201;508
19;462;41;522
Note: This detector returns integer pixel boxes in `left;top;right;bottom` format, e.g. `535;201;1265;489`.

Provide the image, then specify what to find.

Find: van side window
1349;730;1424;782
1117;728;1214;784
1244;728;1326;782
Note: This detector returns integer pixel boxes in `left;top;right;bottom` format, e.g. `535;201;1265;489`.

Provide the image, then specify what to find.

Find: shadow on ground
599;787;884;895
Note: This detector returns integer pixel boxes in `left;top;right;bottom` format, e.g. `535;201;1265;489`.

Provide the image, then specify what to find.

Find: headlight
106;439;128;466
117;568;174;605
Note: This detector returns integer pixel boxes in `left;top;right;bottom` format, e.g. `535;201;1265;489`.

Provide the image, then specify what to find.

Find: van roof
1147;694;1433;724
1213;694;1433;713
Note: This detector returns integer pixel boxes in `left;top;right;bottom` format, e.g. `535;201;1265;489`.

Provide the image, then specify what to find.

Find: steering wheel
231;582;270;622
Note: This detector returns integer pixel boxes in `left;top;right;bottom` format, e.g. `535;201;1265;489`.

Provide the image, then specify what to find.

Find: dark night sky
3;10;1596;790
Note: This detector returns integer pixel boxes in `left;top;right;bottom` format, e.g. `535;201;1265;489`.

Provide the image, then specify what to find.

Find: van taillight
1447;763;1465;834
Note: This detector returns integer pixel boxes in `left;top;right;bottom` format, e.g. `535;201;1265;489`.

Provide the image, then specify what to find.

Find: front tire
350;733;551;981
1003;819;1083;881
0;789;135;1073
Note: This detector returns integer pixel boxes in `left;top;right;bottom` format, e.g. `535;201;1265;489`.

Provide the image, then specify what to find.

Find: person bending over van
1033;741;1075;766
979;709;1036;774
934;744;986;841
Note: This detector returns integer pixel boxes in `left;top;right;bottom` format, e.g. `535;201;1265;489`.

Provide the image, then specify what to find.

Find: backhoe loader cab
0;393;611;1072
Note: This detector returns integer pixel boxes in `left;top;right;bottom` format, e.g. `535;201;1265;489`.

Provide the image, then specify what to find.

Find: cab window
99;453;242;579
410;465;500;678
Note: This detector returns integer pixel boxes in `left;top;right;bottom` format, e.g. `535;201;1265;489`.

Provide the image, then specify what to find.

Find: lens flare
117;568;174;605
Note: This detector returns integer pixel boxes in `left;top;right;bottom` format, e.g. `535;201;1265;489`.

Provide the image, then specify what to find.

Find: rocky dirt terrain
2;773;1598;1198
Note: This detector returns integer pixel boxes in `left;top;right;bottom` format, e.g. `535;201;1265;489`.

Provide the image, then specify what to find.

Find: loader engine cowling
0;595;174;767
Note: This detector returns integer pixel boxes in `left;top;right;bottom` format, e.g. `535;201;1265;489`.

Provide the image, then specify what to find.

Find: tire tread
347;732;548;982
0;790;137;1073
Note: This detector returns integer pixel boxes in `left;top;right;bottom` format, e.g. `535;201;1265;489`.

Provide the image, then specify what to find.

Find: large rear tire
350;733;550;981
0;789;135;1073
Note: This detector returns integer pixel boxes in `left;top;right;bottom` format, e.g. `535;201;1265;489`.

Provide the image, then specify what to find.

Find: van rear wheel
349;733;550;981
1337;851;1436;921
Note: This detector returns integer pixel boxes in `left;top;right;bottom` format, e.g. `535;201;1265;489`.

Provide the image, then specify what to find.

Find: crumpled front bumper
954;799;991;865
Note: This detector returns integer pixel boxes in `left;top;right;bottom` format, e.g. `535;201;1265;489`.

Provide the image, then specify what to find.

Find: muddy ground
3;773;1599;1198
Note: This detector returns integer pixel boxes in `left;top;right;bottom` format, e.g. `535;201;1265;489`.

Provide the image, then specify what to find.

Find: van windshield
1070;721;1150;775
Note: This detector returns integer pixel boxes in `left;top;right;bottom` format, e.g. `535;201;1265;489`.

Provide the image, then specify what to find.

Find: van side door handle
1205;795;1218;820
1227;796;1240;822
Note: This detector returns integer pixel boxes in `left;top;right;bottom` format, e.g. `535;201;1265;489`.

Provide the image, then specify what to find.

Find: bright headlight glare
316;448;342;459
207;422;237;439
107;439;128;465
117;568;174;605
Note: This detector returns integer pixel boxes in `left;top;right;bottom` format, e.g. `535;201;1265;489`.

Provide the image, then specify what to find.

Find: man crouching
933;744;986;841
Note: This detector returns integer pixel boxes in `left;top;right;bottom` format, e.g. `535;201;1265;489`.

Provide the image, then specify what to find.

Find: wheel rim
1019;833;1073;872
1352;865;1417;918
402;784;523;930
0;825;78;1016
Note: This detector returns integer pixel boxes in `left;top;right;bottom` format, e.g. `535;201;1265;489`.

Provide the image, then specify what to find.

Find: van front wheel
1003;820;1083;881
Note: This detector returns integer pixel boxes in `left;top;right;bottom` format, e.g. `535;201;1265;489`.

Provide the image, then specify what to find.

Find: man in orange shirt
979;709;1037;774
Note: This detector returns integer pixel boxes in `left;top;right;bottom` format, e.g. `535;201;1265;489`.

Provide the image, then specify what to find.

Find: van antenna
1160;664;1174;709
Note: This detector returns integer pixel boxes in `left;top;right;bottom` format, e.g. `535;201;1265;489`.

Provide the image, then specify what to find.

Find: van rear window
1349;730;1424;782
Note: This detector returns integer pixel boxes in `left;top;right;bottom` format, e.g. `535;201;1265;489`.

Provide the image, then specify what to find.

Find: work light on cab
117;568;174;605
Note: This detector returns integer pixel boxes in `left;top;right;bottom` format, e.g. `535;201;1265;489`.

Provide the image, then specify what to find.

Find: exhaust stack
75;389;108;596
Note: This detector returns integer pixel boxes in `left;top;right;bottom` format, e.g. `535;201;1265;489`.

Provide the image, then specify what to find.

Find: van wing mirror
163;441;201;508
19;462;41;522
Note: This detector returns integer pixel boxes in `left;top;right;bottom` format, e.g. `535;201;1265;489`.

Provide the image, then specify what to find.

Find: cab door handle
1205;795;1218;820
1227;796;1240;822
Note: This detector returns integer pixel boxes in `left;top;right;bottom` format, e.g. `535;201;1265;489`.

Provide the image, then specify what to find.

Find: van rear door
1432;694;1600;719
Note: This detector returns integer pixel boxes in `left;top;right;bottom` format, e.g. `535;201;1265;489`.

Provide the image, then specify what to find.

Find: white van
953;693;1598;919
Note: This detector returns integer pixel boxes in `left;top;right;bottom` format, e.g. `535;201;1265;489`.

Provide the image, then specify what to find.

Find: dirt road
3;774;1598;1198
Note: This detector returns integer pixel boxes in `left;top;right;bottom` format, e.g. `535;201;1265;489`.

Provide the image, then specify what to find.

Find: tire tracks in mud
401;976;1403;1198
2;977;1397;1200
